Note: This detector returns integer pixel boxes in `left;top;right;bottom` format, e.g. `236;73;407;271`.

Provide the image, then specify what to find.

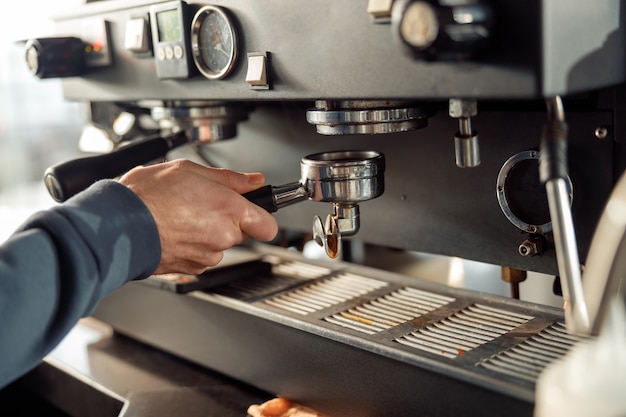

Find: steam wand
540;96;590;334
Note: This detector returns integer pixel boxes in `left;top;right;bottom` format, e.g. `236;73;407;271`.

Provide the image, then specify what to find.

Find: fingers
153;251;224;276
159;159;279;240
239;200;279;242
120;159;279;276
168;159;267;194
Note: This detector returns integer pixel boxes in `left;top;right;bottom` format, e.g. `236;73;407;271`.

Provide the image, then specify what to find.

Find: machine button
173;45;184;59
245;52;269;89
165;46;174;60
124;17;150;53
156;47;166;61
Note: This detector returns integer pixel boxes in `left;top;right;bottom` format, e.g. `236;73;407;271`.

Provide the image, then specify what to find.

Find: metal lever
44;131;188;202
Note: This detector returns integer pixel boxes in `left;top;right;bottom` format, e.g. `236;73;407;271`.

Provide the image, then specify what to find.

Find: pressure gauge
191;5;238;80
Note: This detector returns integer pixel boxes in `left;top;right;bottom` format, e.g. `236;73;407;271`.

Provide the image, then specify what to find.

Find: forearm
0;180;160;388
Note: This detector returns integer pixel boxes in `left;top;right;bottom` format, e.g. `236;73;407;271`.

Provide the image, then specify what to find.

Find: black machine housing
29;1;626;416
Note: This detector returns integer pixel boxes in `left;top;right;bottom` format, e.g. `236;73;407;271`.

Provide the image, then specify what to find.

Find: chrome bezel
190;5;238;80
496;150;573;234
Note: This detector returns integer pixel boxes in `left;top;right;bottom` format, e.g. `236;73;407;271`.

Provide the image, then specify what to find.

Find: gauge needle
210;22;221;43
209;21;229;57
214;42;230;57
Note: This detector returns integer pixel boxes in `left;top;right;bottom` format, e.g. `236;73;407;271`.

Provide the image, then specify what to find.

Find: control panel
35;0;623;101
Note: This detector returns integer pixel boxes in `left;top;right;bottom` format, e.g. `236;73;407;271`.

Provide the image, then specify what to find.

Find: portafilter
44;142;385;259
244;150;385;258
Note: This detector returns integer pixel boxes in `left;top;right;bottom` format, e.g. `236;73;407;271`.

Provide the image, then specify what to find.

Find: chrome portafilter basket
244;150;385;258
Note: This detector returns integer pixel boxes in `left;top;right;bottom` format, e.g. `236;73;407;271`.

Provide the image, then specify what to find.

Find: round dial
191;6;238;80
392;0;494;60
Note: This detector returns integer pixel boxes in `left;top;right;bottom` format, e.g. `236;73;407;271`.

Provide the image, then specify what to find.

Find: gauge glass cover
191;6;238;79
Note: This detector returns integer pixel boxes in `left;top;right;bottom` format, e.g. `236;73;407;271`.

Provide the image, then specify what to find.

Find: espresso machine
21;0;626;416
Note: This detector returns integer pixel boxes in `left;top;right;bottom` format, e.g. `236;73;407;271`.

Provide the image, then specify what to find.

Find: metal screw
518;236;545;257
594;126;608;139
519;241;537;257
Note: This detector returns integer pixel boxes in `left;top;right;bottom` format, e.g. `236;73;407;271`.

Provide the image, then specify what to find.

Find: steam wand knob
391;0;494;61
25;37;86;79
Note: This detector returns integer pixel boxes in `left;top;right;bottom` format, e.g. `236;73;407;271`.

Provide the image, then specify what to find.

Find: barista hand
119;159;278;275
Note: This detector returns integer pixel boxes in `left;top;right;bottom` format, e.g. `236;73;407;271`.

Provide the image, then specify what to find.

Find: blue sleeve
0;180;161;388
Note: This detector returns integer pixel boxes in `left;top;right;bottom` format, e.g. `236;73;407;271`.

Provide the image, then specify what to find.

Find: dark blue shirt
0;180;161;388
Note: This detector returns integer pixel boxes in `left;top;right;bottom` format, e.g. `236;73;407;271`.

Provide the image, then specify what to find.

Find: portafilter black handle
242;182;309;213
242;185;279;212
44;132;188;202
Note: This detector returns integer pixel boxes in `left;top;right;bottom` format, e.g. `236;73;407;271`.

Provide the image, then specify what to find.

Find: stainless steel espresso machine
21;0;626;416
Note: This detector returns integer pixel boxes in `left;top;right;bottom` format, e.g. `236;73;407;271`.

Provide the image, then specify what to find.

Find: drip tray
92;245;586;417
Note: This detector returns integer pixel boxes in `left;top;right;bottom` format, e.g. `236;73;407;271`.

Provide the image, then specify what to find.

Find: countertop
10;317;272;417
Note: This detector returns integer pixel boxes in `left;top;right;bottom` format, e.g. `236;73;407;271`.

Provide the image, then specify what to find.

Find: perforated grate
272;261;332;279
395;304;534;358
264;272;388;315
324;287;455;334
477;322;586;381
210;260;330;301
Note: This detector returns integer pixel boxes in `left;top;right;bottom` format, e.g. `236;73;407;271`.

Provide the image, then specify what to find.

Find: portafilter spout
243;150;385;258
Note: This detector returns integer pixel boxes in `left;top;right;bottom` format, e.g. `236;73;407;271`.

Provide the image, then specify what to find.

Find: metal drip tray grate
478;322;587;381
395;304;534;358
263;272;389;315
324;287;455;334
209;260;331;301
272;260;332;279
93;246;585;417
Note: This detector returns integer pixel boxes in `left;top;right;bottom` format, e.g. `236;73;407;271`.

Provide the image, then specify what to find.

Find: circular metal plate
496;150;573;234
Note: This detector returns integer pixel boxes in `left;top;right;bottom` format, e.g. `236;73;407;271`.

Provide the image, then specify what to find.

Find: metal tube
545;96;565;122
546;178;590;333
459;117;472;136
542;96;590;334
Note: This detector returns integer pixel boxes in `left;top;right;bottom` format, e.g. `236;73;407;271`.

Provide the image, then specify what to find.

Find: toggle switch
245;52;270;89
367;0;394;23
125;17;151;54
